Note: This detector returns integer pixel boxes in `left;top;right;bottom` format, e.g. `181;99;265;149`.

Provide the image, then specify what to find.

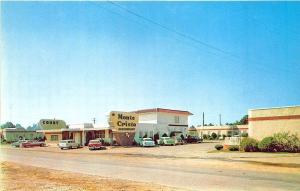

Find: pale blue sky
1;1;300;127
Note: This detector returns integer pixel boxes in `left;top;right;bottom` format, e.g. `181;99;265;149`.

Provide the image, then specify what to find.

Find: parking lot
1;142;300;190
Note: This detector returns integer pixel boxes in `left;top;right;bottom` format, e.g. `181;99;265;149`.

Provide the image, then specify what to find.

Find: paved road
1;147;300;191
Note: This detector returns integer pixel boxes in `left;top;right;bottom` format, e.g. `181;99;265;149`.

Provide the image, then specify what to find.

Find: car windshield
143;138;152;141
60;140;68;143
89;140;99;143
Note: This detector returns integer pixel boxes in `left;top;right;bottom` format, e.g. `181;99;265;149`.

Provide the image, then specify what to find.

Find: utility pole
92;118;96;124
202;112;205;126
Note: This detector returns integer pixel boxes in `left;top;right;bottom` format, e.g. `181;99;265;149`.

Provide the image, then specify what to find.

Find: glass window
174;116;179;123
149;131;153;138
51;135;58;141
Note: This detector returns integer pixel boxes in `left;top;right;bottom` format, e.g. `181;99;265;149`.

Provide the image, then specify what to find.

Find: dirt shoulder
0;162;186;191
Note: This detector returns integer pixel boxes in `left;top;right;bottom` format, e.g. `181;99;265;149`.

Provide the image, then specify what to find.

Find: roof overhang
135;108;193;115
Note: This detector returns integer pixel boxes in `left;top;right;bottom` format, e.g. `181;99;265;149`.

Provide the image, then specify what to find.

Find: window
174;116;179;123
139;131;143;138
51;135;58;141
149;131;154;138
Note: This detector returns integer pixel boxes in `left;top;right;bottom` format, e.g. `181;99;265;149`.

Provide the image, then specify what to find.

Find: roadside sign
38;119;67;130
109;111;138;132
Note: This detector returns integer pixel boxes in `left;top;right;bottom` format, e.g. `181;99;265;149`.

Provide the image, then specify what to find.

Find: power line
91;1;239;63
90;1;299;77
106;1;299;76
108;1;241;61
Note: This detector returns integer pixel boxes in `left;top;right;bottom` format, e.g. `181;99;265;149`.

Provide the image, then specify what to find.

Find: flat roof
135;108;193;115
1;128;36;132
249;105;300;111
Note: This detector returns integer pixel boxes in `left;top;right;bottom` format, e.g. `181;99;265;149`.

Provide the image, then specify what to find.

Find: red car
88;140;105;150
21;140;46;148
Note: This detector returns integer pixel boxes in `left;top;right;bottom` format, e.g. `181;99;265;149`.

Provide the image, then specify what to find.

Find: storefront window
51;135;58;141
174;116;179;123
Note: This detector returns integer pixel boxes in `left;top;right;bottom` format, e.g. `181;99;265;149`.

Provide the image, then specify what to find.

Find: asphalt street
1;145;300;191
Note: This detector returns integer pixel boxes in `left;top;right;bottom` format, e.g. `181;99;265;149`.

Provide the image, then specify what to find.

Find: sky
1;1;300;127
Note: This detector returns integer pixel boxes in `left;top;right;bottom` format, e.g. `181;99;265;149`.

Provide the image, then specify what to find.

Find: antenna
202;112;205;126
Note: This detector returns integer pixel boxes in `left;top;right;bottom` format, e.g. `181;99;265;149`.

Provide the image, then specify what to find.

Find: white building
134;108;193;140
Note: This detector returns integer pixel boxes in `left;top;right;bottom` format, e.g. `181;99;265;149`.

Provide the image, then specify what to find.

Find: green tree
239;115;248;125
228;125;239;137
211;132;218;139
27;123;41;131
15;124;25;130
0;122;15;129
227;115;248;126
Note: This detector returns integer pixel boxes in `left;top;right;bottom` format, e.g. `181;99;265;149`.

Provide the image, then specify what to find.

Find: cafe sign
38;119;67;130
109;111;138;132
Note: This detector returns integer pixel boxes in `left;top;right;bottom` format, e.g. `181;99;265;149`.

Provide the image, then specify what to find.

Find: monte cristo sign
109;111;138;132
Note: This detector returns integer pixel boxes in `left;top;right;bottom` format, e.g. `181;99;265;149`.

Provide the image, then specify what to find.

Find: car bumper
89;147;101;150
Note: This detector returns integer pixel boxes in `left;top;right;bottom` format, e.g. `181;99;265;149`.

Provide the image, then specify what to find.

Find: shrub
241;132;248;137
240;137;259;152
272;132;300;152
258;136;277;152
211;133;218;140
215;144;223;150
258;132;300;152
228;145;239;151
203;134;208;139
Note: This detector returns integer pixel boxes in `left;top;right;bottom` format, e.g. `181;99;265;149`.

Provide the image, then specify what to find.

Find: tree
241;132;248;137
239;115;248;125
227;115;248;126
211;132;218;139
1;122;15;129
27;123;41;131
15;124;25;130
228;125;239;137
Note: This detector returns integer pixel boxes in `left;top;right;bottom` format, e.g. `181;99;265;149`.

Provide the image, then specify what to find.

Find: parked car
186;136;203;143
22;140;46;148
88;139;105;150
175;137;185;145
140;138;155;147
158;137;176;146
11;140;29;147
58;140;80;149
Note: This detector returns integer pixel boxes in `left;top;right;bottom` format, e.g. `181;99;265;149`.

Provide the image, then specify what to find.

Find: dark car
12;140;46;148
186;136;203;143
11;140;29;147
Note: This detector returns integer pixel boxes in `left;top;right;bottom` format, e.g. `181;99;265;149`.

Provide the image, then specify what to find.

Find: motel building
37;119;112;146
196;105;300;140
37;108;193;146
248;105;300;140
134;108;193;143
35;105;300;146
196;125;248;138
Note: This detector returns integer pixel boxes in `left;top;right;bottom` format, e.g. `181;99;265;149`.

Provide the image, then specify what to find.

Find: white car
141;138;155;147
58;140;80;149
